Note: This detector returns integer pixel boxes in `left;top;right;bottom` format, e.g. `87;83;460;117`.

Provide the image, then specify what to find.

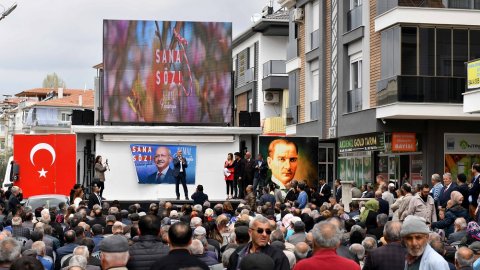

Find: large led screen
103;20;232;124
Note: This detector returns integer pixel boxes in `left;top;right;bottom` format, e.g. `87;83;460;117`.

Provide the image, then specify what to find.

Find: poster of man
130;144;196;185
259;136;318;188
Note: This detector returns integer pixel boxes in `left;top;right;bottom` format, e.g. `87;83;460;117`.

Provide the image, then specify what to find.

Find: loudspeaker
72;110;83;125
83;110;94;125
72;110;94;125
250;112;260;127
239;111;250;127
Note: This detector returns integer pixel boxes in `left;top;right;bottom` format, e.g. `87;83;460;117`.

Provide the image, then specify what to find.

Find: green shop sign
339;133;385;153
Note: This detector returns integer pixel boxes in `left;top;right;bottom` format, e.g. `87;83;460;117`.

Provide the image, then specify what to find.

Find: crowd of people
1;164;480;269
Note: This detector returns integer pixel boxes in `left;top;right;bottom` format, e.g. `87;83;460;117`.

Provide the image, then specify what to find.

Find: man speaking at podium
174;149;189;200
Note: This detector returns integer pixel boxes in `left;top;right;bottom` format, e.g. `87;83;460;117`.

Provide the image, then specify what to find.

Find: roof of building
264;9;289;21
15;88;90;98
36;90;94;109
233;8;289;47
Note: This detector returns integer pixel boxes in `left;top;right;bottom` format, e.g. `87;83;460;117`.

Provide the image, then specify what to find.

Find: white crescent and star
30;143;56;178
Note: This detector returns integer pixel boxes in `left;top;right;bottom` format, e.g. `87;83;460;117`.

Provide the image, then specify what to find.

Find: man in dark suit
173;148;188;200
253;153;268;195
456;173;470;210
318;179;331;206
439;172;457;208
363;221;406;270
334;179;342;203
470;163;480;217
244;151;256;187
145;146;175;184
88;182;102;209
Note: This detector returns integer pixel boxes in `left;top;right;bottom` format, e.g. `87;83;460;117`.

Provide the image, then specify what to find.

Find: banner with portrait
130;144;196;184
259;136;318;188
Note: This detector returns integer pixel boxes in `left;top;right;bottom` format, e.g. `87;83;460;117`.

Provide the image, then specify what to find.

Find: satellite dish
251;13;262;23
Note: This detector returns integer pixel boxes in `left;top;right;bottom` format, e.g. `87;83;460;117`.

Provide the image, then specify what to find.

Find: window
61;112;71;122
401;27;417;75
312;1;319;31
348;58;362;112
351;0;362;9
453;29;468;77
350;60;362;90
471;30;480;60
419;28;434;76
436;29;452;76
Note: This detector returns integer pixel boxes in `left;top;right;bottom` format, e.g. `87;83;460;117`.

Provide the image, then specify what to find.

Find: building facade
232;7;289;153
278;0;480;187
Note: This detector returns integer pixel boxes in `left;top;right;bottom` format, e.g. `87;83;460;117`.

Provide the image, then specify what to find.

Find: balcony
310;29;320;50
263;60;288;91
236;67;256;88
347;88;362;113
378;0;480;15
263;117;286;135
377;75;465;106
347;5;363;32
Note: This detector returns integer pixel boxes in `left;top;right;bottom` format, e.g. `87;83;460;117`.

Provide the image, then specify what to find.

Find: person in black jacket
128;215;169;270
457;173;470;210
88;182;102;210
469;163;480;216
150;222;209;270
317;179;331;206
191;185;209;205
233;152;245;199
228;215;290;270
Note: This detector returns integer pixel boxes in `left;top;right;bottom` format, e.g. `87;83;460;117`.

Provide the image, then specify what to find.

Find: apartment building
279;0;480;186
0;88;94;150
232;7;289;152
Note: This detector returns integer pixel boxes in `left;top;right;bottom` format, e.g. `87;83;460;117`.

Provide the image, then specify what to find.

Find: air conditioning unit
293;8;304;23
264;91;280;104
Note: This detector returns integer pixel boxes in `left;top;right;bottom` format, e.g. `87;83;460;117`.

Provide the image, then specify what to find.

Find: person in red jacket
294;221;360;270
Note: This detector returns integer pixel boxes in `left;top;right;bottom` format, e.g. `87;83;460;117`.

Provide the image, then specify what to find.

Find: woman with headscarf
432;191;469;237
360;199;379;233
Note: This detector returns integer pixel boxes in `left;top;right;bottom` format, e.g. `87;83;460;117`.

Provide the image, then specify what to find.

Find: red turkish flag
13;134;76;197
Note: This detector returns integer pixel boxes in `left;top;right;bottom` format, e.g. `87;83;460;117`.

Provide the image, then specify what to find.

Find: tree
42;72;66;88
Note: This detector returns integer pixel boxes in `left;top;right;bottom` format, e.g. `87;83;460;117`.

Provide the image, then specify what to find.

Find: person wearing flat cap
99;235;129;270
401;215;449;270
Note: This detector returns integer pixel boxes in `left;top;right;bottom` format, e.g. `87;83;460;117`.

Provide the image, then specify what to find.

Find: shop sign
339;133;385;153
445;133;480;153
468;59;480;90
392;132;416;152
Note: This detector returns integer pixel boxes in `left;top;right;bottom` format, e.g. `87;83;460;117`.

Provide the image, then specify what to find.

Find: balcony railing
376;75;465;106
347;88;362;112
263;60;286;78
310;100;320;120
287;38;299;60
24;120;71;128
236;67;256;88
378;0;480;15
347;5;363;32
286;105;299;125
311;29;320;50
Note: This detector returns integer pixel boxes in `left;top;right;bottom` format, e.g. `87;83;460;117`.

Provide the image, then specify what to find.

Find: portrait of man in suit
145;146;176;184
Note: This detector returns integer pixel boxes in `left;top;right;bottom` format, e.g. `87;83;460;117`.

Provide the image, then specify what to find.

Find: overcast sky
0;0;278;96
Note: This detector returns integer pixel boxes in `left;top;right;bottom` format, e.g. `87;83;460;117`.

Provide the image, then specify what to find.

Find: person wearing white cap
400;215;449;270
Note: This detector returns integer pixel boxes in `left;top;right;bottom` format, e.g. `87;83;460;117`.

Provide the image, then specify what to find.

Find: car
23;194;70;211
